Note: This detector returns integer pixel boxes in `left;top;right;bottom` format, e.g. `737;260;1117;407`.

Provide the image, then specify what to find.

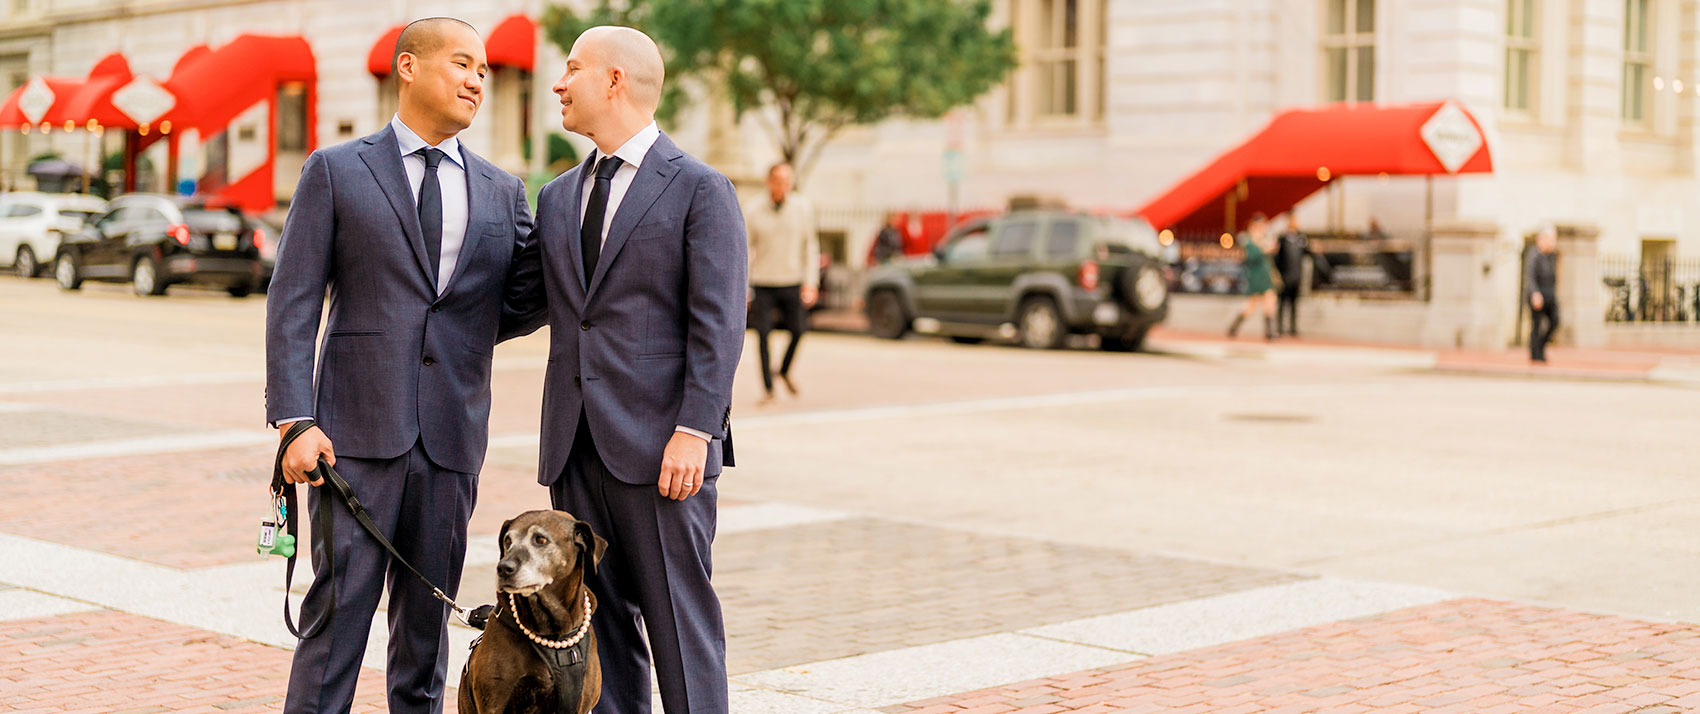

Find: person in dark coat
872;212;906;265
1526;224;1560;363
1274;213;1315;337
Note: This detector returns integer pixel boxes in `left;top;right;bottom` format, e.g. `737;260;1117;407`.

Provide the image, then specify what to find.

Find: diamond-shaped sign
18;77;54;125
112;77;176;126
1420;101;1483;174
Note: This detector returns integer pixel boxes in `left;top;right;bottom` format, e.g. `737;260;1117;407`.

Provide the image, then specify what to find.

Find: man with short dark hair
268;17;533;713
1526;224;1560;363
745;161;818;402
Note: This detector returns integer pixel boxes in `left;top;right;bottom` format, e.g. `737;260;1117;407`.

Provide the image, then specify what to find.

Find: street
3;275;1698;713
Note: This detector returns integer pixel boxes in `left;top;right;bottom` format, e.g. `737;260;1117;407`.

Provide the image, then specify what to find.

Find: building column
1422;220;1507;349
1555;223;1605;347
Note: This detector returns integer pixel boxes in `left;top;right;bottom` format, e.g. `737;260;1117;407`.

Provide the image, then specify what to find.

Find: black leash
269;421;492;639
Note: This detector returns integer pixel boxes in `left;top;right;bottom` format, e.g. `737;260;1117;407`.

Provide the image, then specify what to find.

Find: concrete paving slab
0;589;101;621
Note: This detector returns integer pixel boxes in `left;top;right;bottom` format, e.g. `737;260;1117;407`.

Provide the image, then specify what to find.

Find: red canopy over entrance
167;34;315;134
486;15;537;70
1136;101;1494;235
367;25;405;77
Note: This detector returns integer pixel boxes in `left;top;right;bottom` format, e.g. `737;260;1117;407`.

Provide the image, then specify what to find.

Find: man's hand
1531;292;1544;310
801;284;818;308
658;431;708;501
280;425;334;486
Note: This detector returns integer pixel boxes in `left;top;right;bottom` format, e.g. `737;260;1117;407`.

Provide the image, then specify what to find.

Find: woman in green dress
1228;212;1278;340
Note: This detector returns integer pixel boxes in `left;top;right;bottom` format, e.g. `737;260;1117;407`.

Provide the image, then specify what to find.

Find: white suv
0;192;108;277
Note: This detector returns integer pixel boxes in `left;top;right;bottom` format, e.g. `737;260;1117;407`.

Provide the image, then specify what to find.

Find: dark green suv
864;210;1169;351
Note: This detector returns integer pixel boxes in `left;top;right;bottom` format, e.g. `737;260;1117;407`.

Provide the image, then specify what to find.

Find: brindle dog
459;510;608;714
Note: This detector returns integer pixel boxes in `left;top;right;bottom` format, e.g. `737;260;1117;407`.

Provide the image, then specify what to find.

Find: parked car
0;192;107;278
863;210;1170;351
54;194;268;297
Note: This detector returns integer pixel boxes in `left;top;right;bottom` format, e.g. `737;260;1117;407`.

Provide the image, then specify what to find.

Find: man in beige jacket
745;162;819;403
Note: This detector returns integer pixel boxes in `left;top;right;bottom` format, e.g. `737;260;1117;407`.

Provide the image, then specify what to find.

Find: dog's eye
533;535;548;546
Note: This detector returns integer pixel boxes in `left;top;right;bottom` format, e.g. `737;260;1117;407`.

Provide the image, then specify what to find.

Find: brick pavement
0;410;184;449
883;597;1700;713
713;518;1307;674
1;609;423;713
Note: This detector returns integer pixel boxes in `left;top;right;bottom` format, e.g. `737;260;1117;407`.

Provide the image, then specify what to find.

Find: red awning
367;25;404;77
50;53;136;129
0;77;81;129
1136;101;1494;234
486;14;536;70
166;34;315;134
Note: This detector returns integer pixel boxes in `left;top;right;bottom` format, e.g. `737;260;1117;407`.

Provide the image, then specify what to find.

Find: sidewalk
808;309;1700;383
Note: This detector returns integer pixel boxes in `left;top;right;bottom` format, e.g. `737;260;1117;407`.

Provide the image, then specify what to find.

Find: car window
1045;220;1082;258
943;229;990;264
134;207;171;226
94;209;124;229
58;209;99;225
183;208;244;234
8;205;42;218
992;219;1039;259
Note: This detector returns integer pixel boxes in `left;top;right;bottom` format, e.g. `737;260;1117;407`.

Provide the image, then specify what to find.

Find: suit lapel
587;135;683;298
441;148;496;295
563;152;594;290
357;127;434;288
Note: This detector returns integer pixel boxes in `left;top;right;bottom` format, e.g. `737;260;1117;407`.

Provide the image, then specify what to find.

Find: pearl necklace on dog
508;591;594;649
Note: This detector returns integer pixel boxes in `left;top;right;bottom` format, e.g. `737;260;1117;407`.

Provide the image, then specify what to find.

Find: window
275;83;307;152
1505;0;1537;113
1623;0;1651;124
993;219;1039;258
1046;220;1083;258
1322;0;1375;103
1009;0;1106;125
7;204;41;218
944;228;991;264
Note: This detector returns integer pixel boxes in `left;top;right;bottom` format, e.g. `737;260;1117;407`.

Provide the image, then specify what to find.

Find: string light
160;120;172;134
1316;166;1331;182
1219;233;1234;248
138;122;149;136
1158;229;1174;246
85;119;98;131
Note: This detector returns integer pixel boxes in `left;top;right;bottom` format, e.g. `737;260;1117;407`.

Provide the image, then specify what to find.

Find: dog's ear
574;520;608;574
498;518;516;551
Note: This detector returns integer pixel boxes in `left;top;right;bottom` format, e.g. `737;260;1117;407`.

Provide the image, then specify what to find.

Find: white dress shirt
579;121;660;246
577;122;708;444
392;115;469;293
271;118;471;429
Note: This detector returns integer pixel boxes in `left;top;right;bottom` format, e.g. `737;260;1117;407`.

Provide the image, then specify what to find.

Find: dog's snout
497;560;517;577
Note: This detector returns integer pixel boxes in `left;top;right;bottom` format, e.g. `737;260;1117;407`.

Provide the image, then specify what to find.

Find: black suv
55;194;268;297
864;210;1169;351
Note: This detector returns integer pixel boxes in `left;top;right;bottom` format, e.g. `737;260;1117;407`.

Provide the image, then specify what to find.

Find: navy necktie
413;147;445;284
582;155;625;279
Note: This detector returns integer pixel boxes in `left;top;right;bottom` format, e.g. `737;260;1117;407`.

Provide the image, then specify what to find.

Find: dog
459;510;608;714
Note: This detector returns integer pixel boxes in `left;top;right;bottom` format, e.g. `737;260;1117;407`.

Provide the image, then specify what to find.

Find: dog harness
465;594;594;711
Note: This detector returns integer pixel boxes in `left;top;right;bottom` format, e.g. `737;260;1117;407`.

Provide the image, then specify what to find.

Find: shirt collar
601;121;660;169
390;115;465;170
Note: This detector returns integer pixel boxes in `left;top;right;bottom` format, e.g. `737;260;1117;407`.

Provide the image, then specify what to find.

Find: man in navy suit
503;26;746;714
266;18;533;714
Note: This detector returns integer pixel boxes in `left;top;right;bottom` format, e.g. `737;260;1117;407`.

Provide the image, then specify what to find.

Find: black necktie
581;155;624;279
414;147;444;284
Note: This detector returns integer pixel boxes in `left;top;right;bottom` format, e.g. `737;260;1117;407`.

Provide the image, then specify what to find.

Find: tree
543;0;1016;179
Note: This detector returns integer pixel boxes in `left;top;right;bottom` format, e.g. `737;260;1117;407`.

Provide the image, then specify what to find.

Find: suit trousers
1276;284;1302;335
750;284;805;394
1530;298;1560;362
284;439;477;714
552;416;728;714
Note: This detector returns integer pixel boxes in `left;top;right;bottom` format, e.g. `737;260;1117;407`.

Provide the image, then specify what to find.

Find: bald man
267;17;535;714
502;25;746;714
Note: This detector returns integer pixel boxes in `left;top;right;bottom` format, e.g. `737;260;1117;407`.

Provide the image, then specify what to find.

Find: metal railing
1602;254;1700;323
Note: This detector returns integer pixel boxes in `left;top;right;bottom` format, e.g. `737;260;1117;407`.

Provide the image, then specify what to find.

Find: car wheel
55;252;82;290
1118;259;1168;313
15;246;38;278
227;282;253;298
1017;296;1066;350
949;336;984;345
132;256;167;296
1101;325;1150;353
866;290;910;340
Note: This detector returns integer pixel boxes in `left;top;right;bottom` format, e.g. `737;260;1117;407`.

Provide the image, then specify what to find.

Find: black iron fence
1602;254;1700;323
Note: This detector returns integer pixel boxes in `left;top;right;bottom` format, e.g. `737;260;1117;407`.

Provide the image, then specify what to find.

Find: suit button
574;375;582;386
430;305;441;313
580;321;590;331
423;356;435;366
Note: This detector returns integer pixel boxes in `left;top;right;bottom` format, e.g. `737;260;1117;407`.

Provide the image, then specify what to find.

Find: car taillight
1077;260;1100;291
252;228;266;250
169;224;190;246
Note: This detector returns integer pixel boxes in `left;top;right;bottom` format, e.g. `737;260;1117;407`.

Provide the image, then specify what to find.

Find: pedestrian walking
501;25;746;714
872;212;905;264
1274;213;1316;337
266;18;534;713
1526;224;1560;363
745;161;819;403
1227;212;1277;341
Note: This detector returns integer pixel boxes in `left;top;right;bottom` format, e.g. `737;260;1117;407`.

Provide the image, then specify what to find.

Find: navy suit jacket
266;125;534;475
503;132;746;486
